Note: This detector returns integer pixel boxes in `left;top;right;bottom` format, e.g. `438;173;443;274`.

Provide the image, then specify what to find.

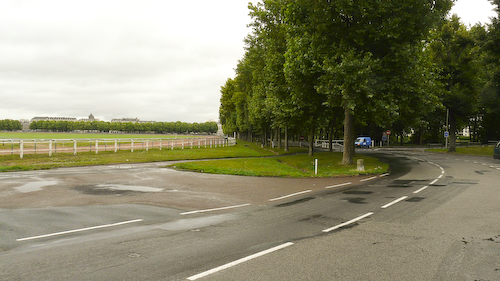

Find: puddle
14;181;58;193
74;184;163;195
95;184;163;193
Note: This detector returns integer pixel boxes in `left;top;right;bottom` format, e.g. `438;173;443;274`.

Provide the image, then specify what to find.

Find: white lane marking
413;186;429;194
379;173;389;177
360;176;377;182
187;242;294;280
16;219;143;242
180;204;251;215
269;190;312;201
381;196;408;209
325;182;352;189
429;179;439;185
438;174;443;179
322;212;374;233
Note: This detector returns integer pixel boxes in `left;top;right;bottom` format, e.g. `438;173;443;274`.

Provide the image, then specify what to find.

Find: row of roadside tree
23;120;218;134
219;0;500;164
0;119;22;131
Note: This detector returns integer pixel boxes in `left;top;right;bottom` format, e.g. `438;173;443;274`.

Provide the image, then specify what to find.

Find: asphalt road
1;148;499;280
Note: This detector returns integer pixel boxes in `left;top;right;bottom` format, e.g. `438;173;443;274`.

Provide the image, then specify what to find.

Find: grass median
168;149;389;178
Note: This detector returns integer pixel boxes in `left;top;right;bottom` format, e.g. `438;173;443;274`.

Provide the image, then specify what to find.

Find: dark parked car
494;141;500;159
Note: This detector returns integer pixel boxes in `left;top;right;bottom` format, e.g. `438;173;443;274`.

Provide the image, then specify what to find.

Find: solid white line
269;190;312;201
325;182;352;189
360;176;377;182
187;242;294;280
429;179;439;185
379;173;389;178
322;212;374;233
180;204;251;215
413;186;429;194
16;219;143;242
438;174;443;179
381;196;408;209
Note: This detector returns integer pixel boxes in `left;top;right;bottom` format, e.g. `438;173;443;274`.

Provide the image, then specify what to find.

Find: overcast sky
0;0;497;123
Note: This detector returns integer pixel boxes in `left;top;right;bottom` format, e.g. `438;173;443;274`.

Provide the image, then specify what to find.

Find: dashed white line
360;176;377;182
269;190;312;201
325;182;352;189
381;196;408;209
187;242;294;280
413;186;429;194
322;212;374;233
180;204;251;215
16;219;143;242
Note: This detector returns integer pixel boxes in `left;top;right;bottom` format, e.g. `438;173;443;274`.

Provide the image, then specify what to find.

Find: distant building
31;116;77;122
111;118;140;123
20;119;30;131
79;113;97;122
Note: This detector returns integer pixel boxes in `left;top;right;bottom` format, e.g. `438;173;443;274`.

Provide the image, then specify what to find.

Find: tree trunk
328;120;333;152
284;125;289;152
448;110;457;152
308;124;315;157
342;107;355;165
277;128;282;149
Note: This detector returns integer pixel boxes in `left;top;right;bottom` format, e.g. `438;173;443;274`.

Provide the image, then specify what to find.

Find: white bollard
74;140;77;155
315;159;318;175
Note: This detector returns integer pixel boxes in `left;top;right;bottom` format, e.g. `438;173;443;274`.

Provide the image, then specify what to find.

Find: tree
428;15;483;151
284;0;452;163
481;0;500;141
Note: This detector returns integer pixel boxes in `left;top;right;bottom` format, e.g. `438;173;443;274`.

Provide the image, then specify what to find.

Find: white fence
314;140;344;151
0;137;236;158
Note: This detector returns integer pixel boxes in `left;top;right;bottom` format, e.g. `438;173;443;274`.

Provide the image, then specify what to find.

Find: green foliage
27;120;218;134
0;119;22;131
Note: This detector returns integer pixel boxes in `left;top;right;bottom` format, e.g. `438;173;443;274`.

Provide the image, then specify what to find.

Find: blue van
355;136;372;148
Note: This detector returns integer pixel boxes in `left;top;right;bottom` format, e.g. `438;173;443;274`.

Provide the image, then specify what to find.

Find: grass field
0;131;196;140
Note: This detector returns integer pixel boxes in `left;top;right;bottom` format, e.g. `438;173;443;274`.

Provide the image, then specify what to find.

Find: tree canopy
220;0;455;162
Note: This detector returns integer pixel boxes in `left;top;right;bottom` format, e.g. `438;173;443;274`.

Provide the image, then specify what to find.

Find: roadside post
357;159;364;171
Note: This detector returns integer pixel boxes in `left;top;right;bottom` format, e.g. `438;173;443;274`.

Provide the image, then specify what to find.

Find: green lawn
169;151;388;178
0;141;299;172
426;146;494;156
0;131;195;139
0;138;389;177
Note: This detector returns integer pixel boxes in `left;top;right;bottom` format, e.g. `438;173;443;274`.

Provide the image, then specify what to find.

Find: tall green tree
428;15;482;151
284;0;451;164
481;0;500;141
